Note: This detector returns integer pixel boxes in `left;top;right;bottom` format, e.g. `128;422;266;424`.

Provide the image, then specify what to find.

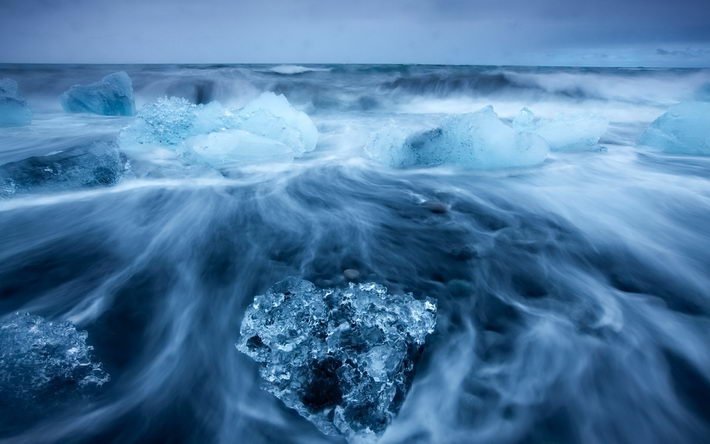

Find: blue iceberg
639;102;710;156
0;78;32;127
237;278;437;441
120;92;318;165
0;140;129;197
366;106;548;169
119;96;228;146
0;312;109;410
513;108;608;151
233;92;319;156
60;71;135;116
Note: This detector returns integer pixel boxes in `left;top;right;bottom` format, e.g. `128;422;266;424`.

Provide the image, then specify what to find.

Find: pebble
422;200;449;214
343;268;360;280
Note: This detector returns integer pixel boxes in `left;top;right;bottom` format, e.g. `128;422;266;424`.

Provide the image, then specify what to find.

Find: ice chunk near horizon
638;102;710;156
268;65;332;75
237;278;437;442
0;78;32;127
0;312;109;413
120;92;318;165
366;106;548;169
60;72;135;116
513;108;608;151
0;140;129;197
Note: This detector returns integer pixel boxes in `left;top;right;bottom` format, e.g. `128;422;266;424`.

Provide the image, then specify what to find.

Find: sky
1;0;709;66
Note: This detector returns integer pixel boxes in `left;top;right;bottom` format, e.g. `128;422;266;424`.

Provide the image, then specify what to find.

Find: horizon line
1;62;708;70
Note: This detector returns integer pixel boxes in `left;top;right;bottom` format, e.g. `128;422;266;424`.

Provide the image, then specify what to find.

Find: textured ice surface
0;140;128;197
513;108;608;151
185;130;297;165
639;102;710;155
0;312;109;405
120;92;318;165
237;278;437;441
0;78;32;127
366;106;548;169
60;72;135;116
234;92;319;155
120;97;228;146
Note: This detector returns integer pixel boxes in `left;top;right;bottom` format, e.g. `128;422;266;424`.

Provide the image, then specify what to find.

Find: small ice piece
0;78;32;127
513;108;608;151
0;140;128;197
638;102;710;155
366;106;548;169
60;72;135;116
0;312;109;406
234;92;319;155
268;65;331;75
237;278;437;441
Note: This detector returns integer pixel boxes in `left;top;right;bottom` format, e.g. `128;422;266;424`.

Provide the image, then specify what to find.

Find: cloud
0;0;709;65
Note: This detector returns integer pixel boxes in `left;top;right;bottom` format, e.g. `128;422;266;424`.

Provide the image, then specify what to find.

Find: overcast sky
1;0;709;66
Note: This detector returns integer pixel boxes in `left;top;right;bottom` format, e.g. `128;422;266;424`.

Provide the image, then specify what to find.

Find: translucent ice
0;140;128;197
513;108;608;151
0;78;32;127
638;102;710;155
0;312;109;405
233;92;318;156
366;106;548;169
60;72;135;116
120;97;228;146
237;278;437;441
184;130;297;165
120;92;318;165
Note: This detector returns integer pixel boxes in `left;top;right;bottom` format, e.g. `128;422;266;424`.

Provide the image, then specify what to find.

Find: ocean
1;64;709;444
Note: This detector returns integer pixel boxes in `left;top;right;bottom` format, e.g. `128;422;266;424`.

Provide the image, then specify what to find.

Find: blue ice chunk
234;92;319;156
0;312;109;405
237;278;437;441
639;102;710;155
119;96;228;146
0;140;129;197
60;72;135;116
0;78;32;127
513;108;608;151
366;106;548;169
185;129;299;165
119;92;319;165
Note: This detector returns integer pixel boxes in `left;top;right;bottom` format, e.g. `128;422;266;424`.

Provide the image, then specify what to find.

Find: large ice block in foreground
237;278;437;441
514;108;608;151
120;92;318;165
61;72;135;116
0;312;109;406
638;102;710;155
0;78;32;127
366;106;548;169
0;140;128;197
